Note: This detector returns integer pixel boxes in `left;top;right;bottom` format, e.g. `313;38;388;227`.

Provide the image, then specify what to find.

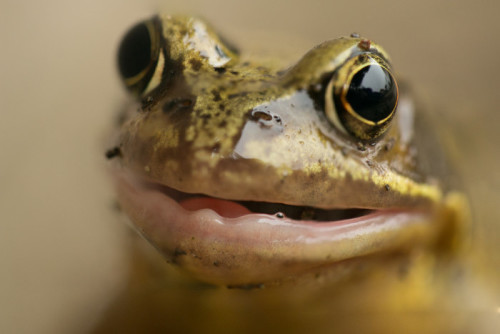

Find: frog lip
151;181;373;222
113;169;438;286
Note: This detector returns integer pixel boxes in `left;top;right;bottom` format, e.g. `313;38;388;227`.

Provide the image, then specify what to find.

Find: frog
100;14;483;333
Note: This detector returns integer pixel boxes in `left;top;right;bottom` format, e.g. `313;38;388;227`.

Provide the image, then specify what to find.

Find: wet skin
107;14;468;286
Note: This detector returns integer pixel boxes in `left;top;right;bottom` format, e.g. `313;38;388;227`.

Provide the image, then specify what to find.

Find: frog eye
117;18;163;96
325;54;398;140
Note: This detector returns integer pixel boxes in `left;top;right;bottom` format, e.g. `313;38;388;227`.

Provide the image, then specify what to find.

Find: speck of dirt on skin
358;39;371;50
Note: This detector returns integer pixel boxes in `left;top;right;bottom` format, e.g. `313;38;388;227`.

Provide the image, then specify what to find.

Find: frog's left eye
325;54;398;140
118;19;163;96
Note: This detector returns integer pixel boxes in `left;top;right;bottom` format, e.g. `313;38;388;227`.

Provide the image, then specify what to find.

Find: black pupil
345;64;397;122
118;23;152;79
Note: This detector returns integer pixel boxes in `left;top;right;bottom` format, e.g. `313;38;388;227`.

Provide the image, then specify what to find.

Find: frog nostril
250;110;273;121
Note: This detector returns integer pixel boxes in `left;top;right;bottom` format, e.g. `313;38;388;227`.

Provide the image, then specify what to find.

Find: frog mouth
155;182;372;221
113;169;441;287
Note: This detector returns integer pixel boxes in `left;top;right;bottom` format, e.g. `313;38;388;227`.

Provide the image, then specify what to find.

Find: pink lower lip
113;169;439;286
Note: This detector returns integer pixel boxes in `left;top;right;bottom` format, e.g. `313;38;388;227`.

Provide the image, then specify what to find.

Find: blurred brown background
1;0;499;333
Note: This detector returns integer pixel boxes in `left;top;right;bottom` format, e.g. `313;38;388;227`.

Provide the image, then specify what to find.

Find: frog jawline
114;170;436;285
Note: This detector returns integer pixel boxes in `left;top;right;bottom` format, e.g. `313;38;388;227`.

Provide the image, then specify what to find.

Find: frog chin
113;169;441;286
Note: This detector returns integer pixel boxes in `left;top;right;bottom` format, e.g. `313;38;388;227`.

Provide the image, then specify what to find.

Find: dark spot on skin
171;248;187;264
173;248;187;257
358;39;371;51
105;147;121;159
213;261;220;267
358;54;368;63
273;115;282;124
385;184;391;191
351;32;360;38
384;138;395;151
218;120;227;128
212;90;222;101
366;160;374;167
228;92;248;99
141;95;156;111
227;283;265;290
218;103;225;111
189;58;202;71
214;67;226;74
230;70;239;75
357;142;367;151
212;142;221;153
200;113;211;126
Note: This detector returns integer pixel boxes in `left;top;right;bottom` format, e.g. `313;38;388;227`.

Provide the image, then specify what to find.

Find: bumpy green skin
117;14;444;210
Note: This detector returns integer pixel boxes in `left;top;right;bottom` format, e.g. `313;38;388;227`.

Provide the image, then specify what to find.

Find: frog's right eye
118;19;163;96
